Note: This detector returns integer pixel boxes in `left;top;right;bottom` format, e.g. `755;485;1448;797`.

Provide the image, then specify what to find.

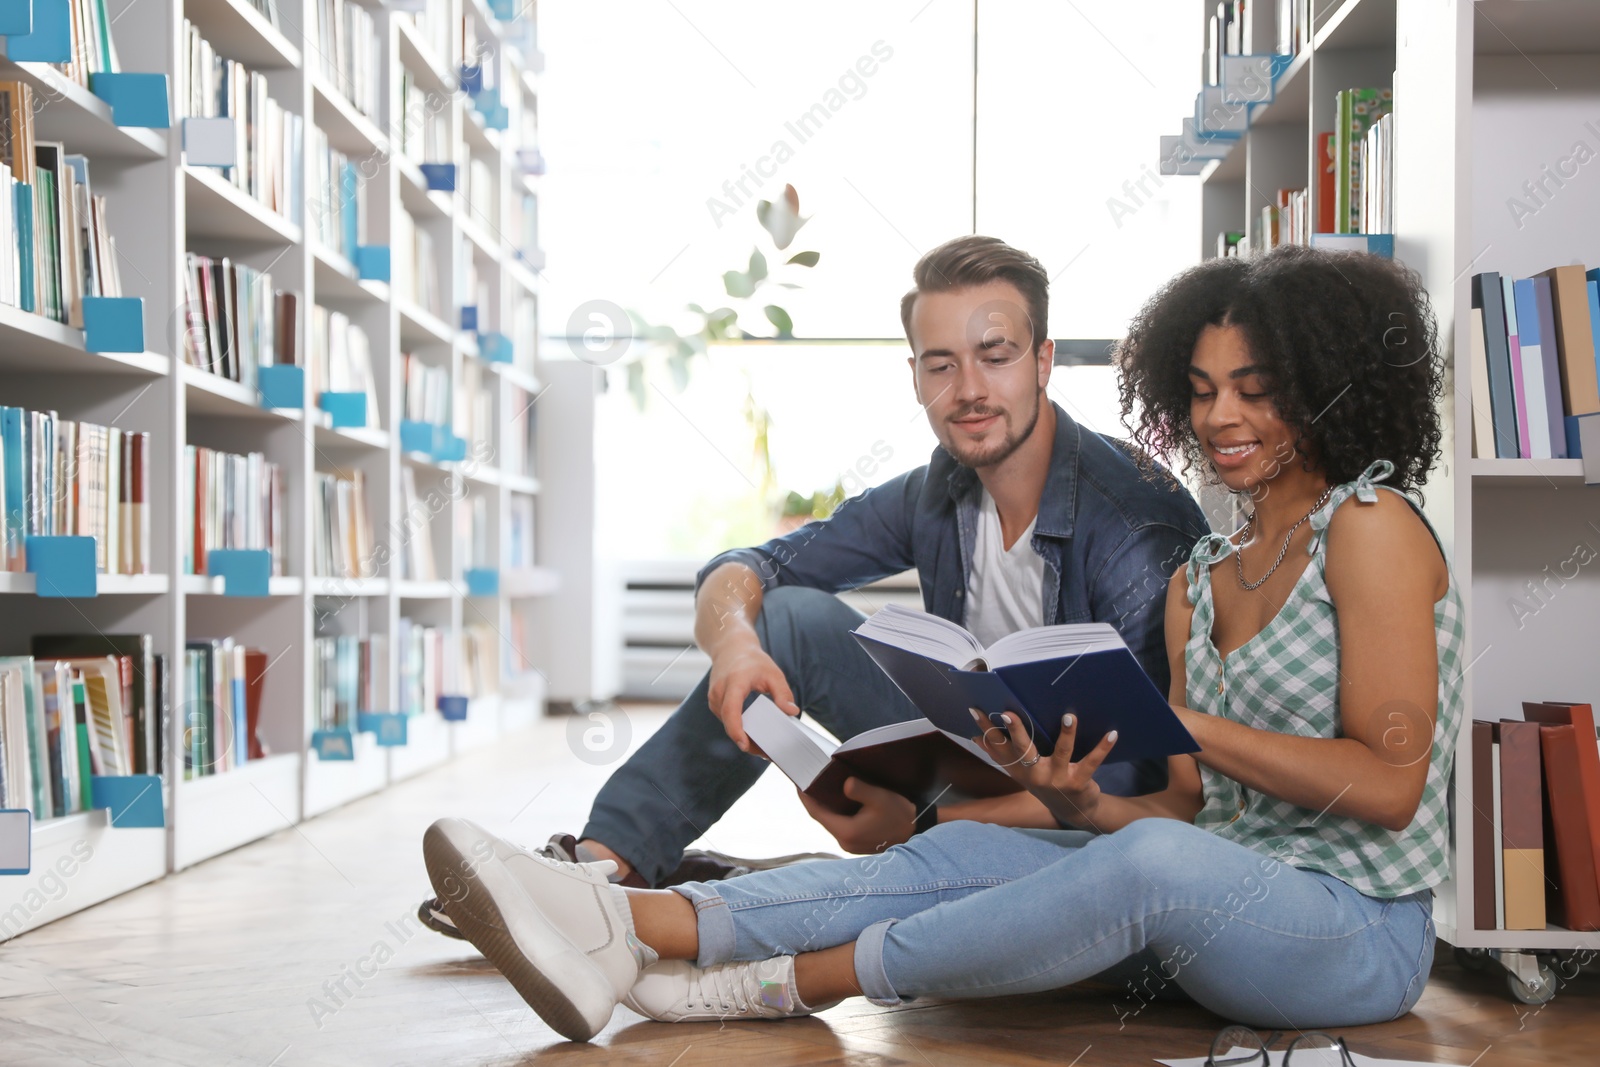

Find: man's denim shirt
696;402;1212;797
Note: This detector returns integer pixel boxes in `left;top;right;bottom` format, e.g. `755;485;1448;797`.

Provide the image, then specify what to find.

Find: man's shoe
418;832;648;940
422;818;641;1042
622;956;831;1023
661;848;841;887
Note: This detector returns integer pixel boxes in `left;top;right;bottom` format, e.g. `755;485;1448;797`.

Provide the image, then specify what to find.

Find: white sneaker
422;817;641;1041
623;956;830;1023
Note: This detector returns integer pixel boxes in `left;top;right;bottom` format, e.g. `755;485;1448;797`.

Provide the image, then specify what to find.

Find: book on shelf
402;353;452;427
1470;265;1600;459
309;129;368;264
314;0;381;119
309;306;379;426
459;359;493;455
850;604;1199;763
512;189;539;259
0;647;169;822
742;695;1020;816
462;623;499;698
1333;88;1392;235
396;211;444;317
1523;702;1600;930
513;294;539;372
182;445;283;577
1203;2;1248;87
0;101;125;322
1473;704;1600;932
507;496;534;569
183;638;267;777
31;634;160;779
396;617;444;715
312;468;375;579
313;630;383;732
465;156;498;231
398;71;450;166
1277;0;1310;57
0;407;150;575
181;255;298;388
465;492;490;571
46;0;121;90
504;380;536;477
180;21;303;224
1358;110;1393;235
398;467;438;582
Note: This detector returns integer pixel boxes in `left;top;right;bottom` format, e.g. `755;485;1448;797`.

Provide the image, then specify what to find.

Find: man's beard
943;391;1042;469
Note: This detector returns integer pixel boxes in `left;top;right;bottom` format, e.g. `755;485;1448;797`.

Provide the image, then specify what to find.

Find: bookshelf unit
0;0;553;938
1186;0;1600;1002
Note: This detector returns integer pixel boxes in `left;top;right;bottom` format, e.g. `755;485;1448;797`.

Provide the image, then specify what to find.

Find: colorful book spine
1503;276;1532;457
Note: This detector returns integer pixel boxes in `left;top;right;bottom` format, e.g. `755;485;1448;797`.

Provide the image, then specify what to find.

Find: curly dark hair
1114;245;1444;494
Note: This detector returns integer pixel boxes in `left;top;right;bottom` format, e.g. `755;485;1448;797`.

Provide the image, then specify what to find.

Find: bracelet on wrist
913;804;940;835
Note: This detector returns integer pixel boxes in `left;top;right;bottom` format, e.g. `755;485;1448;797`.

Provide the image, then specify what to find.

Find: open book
742;695;1020;815
851;604;1199;762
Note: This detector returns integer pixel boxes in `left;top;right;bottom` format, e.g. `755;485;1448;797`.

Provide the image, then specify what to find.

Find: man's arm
691;470;923;754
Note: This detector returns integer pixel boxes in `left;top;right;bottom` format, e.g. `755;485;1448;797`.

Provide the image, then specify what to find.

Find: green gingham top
1185;460;1465;898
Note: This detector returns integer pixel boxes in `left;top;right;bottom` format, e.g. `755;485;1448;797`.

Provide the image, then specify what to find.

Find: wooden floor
2;704;1597;1066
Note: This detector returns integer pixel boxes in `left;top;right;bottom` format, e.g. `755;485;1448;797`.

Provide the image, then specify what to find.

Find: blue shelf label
459;64;483;96
82;296;144;353
312;729;355;760
0;809;31;875
206;549;272;596
258;364;305;409
26;536;97;597
400;419;436;455
357;712;409;747
433;432;466;464
478;331;512;363
420;163;457;192
6;0;69;62
353;245;390;283
464;568;499;597
89;73;171;129
437;695;469;722
0;0;32;35
90;775;164;828
460;305;479;332
319;391;368;429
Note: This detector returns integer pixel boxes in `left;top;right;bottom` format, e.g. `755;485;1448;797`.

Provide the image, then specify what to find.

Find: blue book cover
339;162;359;258
14;184;33;315
0;408;23;569
1513;278;1553;458
232;673;247;766
852;608;1198;763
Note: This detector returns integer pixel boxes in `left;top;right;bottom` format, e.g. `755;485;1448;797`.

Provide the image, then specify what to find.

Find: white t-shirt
964;489;1045;648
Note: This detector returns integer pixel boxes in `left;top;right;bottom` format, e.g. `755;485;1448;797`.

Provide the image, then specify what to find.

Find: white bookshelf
1190;0;1600;1001
0;0;554;938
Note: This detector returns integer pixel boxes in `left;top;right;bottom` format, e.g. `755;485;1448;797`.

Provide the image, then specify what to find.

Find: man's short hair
899;236;1050;352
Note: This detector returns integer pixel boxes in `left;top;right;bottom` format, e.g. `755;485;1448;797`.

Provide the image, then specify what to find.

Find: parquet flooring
0;705;1592;1065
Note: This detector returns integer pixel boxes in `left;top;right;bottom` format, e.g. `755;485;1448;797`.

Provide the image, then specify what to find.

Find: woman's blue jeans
671;818;1435;1029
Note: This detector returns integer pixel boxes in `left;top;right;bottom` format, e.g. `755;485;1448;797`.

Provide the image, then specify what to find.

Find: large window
543;1;1200;561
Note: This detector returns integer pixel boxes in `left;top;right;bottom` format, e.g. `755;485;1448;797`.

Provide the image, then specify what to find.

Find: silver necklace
1235;486;1336;591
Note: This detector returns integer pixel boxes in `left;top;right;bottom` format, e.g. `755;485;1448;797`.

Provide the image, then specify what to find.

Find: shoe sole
417;898;466;941
422;818;612;1042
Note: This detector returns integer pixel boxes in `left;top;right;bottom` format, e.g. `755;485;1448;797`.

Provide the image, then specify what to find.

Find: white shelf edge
0;572;169;595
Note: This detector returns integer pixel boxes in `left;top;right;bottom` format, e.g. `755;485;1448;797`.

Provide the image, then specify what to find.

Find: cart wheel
1507;962;1557;1006
1453;946;1491;972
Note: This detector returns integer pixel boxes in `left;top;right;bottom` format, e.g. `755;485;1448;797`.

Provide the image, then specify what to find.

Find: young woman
422;246;1463;1042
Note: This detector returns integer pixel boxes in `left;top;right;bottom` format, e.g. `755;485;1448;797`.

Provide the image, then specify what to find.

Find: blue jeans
583;587;1150;885
672;819;1436;1029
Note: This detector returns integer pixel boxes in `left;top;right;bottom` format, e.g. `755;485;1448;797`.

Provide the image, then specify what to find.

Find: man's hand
797;778;918;854
973;708;1116;831
706;644;800;756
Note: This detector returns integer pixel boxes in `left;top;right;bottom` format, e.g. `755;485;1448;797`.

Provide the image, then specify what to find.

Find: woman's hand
971;708;1118;831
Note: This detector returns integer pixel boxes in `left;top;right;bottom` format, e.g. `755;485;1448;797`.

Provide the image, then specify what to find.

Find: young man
419;235;1208;934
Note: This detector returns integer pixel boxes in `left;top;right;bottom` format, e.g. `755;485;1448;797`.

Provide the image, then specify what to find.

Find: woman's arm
1176;493;1445;832
981;567;1205;833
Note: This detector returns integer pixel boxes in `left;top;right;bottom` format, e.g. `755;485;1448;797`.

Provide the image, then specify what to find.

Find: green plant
623;185;819;409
